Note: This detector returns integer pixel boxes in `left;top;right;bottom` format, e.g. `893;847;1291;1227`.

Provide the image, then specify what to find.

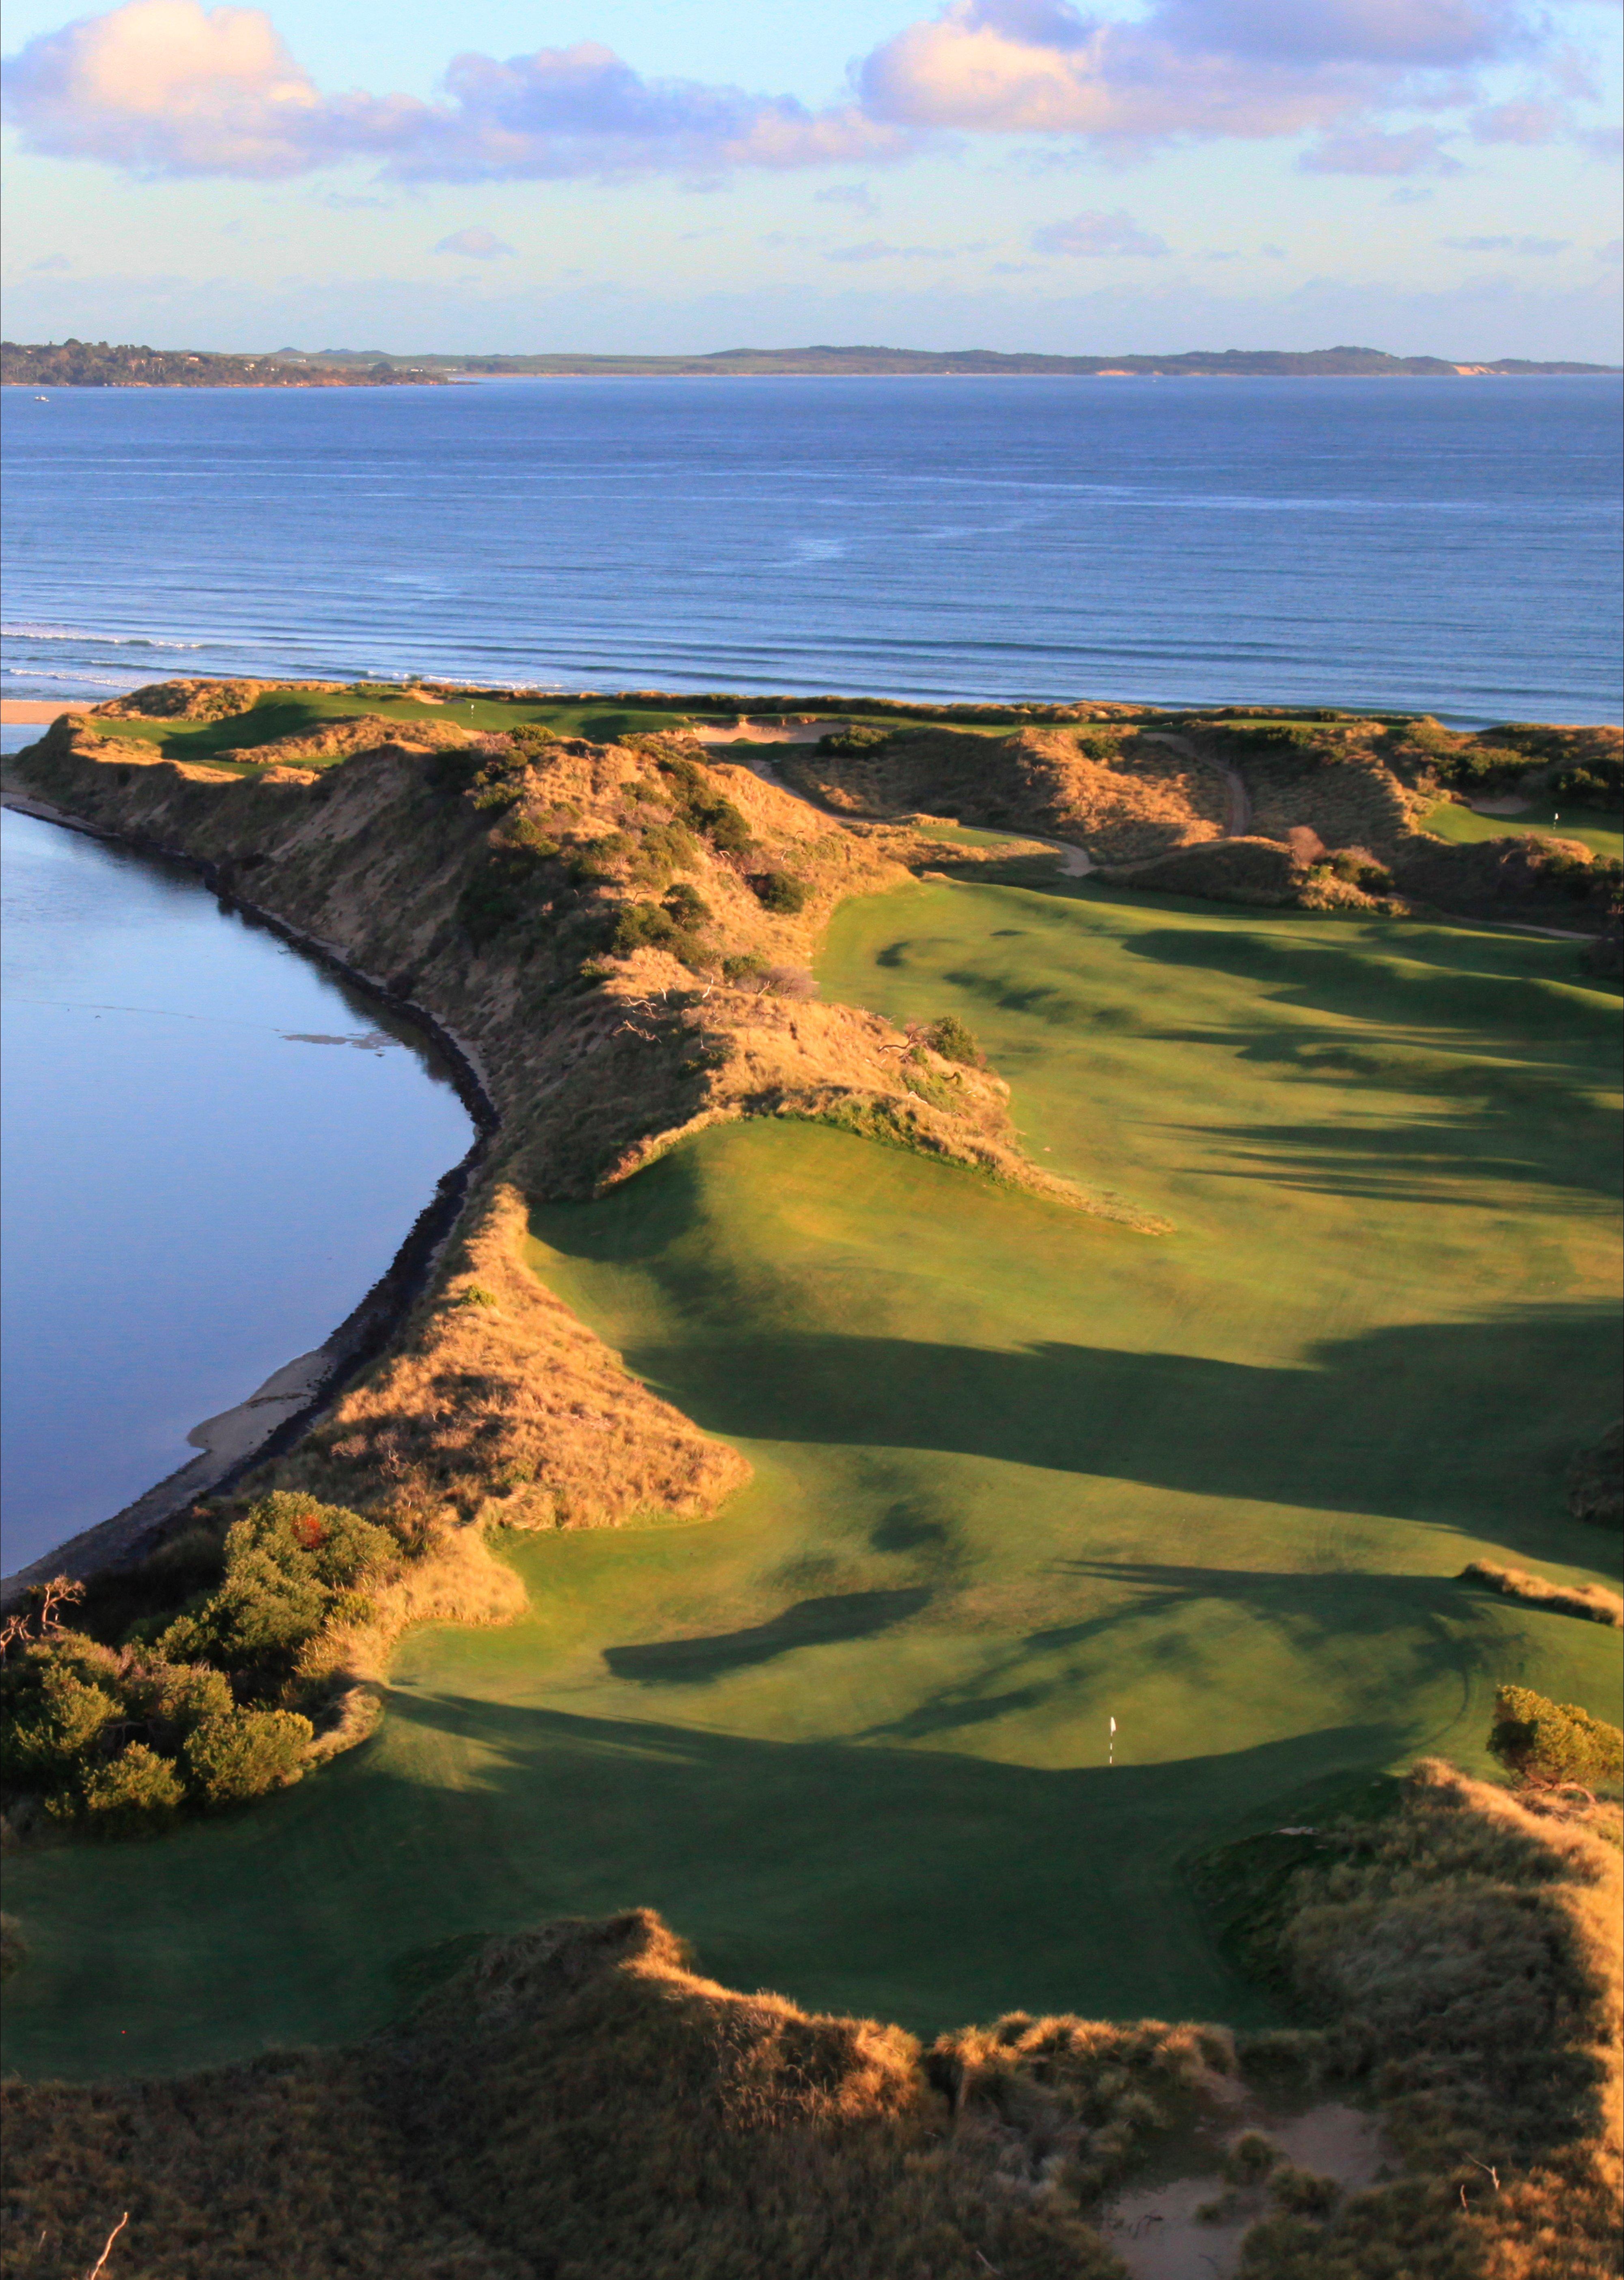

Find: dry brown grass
1459;1560;1623;1629
4;1763;1619;2278
781;723;1228;862
1241;1761;1623;2279
0;1911;1129;2280
271;1182;750;1542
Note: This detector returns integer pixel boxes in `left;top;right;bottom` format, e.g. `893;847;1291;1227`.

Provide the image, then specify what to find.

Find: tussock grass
1460;1560;1623;1628
4;1764;1618;2278
1239;1761;1623;2279
274;1183;750;1541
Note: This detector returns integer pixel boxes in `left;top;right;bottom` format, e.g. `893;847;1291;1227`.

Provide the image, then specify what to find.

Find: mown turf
2;879;1618;2081
1419;797;1622;861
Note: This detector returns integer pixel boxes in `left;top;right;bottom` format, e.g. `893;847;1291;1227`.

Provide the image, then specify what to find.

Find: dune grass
1419;797;1623;862
2;877;1618;2083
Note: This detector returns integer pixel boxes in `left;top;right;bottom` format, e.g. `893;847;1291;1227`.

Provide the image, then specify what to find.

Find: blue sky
2;0;1619;357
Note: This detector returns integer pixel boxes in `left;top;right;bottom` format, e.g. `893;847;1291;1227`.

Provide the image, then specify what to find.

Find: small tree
1489;1685;1623;1791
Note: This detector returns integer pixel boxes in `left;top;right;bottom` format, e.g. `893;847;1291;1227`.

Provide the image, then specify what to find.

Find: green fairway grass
1419;797;1623;861
3;881;1619;2082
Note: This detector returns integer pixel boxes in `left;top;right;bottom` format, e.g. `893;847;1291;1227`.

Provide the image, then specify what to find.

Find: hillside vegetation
0;340;440;387
4;1761;1618;2279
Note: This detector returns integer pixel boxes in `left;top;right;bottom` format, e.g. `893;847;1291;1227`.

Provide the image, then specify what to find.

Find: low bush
1;1496;405;1837
1488;1684;1623;1790
182;1709;314;1804
75;1742;186;1832
158;1496;392;1680
818;723;893;755
1549;757;1623;813
655;754;754;854
610;902;681;956
662;881;709;926
752;870;809;914
920;1015;982;1066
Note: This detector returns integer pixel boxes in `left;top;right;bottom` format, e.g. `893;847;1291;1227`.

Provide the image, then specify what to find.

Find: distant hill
312;342;1615;378
0;340;446;388
4;339;1612;387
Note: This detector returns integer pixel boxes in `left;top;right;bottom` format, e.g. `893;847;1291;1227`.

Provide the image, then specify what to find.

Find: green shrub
183;1709;313;1804
631;819;700;883
723;954;768;987
663;881;709;926
159;1496;392;1676
654;755;753;854
78;1742;185;1832
458;837;557;943
921;1015;982;1066
752;870;809;915
610;902;679;956
1;1653;121;1785
1549;758;1623;813
569;832;631;883
1488;1684;1623;1789
818;724;892;755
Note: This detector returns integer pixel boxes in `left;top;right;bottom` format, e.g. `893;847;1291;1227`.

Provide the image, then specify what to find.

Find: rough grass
4;1764;1618;2279
781;723;1229;862
1460;1560;1623;1629
1240;1761;1623;2279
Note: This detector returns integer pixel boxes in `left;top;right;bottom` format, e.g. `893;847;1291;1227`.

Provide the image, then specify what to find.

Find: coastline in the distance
2;338;1616;388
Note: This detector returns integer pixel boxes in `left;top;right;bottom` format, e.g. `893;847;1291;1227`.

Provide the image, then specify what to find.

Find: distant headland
2;338;1614;388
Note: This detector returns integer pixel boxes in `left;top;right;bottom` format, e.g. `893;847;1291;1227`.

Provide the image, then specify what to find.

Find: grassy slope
3;878;1619;2082
1420;797;1623;862
78;693;988;770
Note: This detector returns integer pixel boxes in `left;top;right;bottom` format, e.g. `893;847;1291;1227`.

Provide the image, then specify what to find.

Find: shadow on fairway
365;1689;1409;2031
605;1587;932;1683
527;1176;1618;1544
855;1564;1503;1743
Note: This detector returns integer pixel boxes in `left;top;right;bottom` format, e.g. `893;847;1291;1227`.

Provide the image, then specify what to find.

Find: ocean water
0;797;472;1574
2;376;1619;725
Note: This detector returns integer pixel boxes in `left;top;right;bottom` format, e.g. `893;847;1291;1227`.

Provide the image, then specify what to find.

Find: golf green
4;876;1619;2080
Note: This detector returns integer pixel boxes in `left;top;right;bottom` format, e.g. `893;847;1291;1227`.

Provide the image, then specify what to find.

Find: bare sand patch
0;700;90;723
1101;2102;1388;2280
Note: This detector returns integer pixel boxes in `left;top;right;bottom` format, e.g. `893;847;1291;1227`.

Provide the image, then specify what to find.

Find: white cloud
856;0;1530;144
0;0;1590;185
1032;209;1170;255
1299;124;1463;171
1;0;906;180
433;226;514;258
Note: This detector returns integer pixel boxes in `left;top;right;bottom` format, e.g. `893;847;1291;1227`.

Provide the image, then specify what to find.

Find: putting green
1419;797;1622;861
4;879;1619;2081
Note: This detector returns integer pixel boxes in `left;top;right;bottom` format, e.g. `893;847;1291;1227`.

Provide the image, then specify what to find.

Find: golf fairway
4;873;1619;2079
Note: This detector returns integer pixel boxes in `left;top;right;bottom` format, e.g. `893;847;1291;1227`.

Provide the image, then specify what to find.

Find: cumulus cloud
1031;208;1170;255
0;0;1581;182
434;226;514;258
1;0;905;179
856;0;1529;145
1299;124;1462;171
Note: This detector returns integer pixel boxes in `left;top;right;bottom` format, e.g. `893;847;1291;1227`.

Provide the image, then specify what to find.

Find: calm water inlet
0;803;474;1575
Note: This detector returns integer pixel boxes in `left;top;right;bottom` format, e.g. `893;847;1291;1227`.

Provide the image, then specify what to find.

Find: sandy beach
0;698;91;723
